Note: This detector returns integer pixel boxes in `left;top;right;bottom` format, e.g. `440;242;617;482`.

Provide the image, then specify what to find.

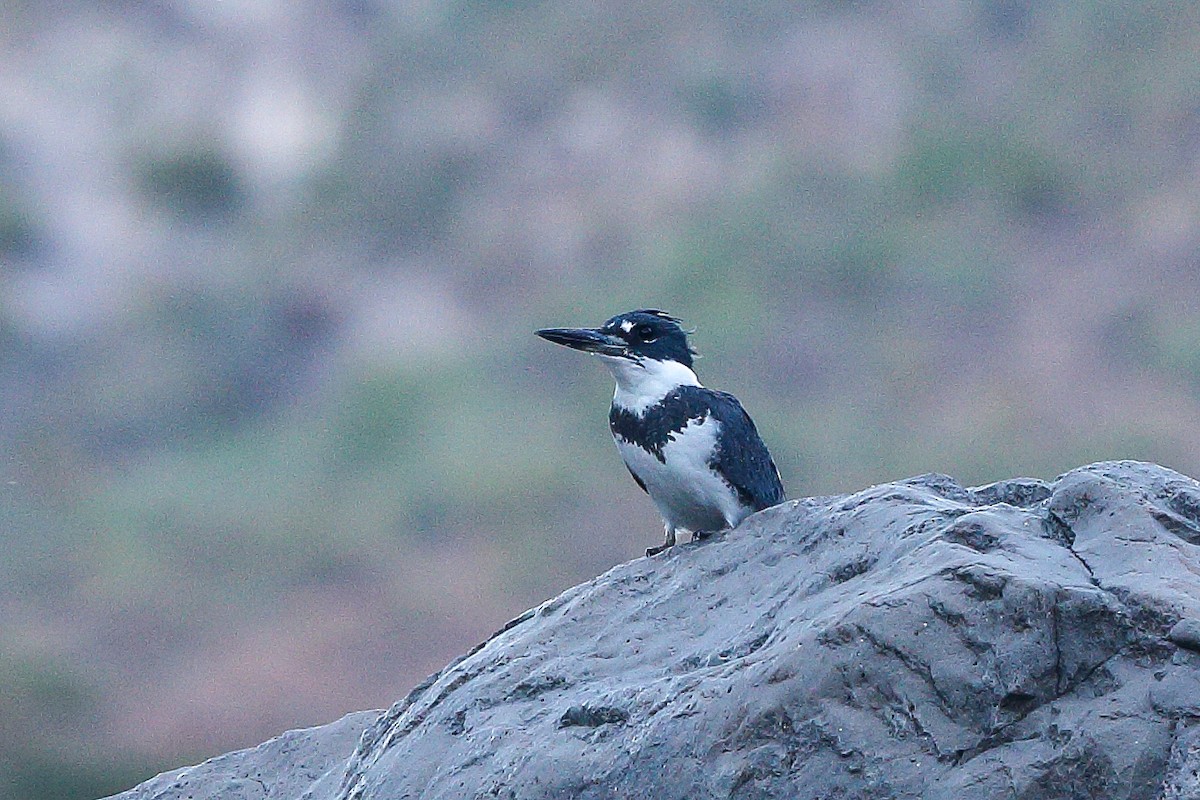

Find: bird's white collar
600;356;702;415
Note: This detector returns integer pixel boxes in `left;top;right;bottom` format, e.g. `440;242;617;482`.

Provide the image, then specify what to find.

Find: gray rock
104;710;376;800
107;461;1200;800
1168;618;1200;652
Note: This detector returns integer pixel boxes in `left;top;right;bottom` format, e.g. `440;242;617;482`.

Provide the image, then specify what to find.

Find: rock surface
108;461;1200;800
104;710;376;800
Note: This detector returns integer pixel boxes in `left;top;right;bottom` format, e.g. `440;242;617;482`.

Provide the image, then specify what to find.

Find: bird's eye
636;324;657;341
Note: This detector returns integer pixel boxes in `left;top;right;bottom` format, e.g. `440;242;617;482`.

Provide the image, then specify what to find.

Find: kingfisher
537;309;785;556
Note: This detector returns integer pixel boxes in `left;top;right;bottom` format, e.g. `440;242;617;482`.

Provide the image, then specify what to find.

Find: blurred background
4;1;1200;797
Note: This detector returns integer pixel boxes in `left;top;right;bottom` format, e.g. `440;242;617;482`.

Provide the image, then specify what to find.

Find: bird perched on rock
537;309;785;556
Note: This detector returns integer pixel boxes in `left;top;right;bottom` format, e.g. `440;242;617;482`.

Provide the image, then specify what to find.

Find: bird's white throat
600;355;702;415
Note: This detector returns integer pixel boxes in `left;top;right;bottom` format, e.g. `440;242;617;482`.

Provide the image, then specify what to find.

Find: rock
107;461;1200;800
103;710;376;800
1168;618;1200;652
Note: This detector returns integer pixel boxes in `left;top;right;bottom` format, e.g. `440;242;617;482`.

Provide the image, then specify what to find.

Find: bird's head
536;309;696;369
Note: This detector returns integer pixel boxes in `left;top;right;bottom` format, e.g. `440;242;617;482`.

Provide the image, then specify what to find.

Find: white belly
614;416;747;534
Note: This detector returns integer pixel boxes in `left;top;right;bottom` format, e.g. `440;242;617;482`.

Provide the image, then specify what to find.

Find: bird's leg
693;526;728;543
646;525;676;557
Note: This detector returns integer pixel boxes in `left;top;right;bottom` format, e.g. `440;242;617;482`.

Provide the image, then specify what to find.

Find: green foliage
677;76;766;134
0;743;163;800
312;148;480;253
3;655;91;721
330;371;429;469
897;126;1074;220
1146;311;1200;388
140;148;244;220
452;0;545;25
0;189;40;260
819;226;900;302
0;651;147;800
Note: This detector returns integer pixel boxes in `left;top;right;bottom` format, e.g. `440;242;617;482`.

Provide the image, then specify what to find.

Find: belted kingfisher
537;309;785;556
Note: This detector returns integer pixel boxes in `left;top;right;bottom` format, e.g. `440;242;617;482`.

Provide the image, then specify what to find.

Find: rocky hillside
107;461;1200;799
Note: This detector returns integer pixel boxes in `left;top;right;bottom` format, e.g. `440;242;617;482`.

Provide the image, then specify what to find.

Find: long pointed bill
535;327;629;358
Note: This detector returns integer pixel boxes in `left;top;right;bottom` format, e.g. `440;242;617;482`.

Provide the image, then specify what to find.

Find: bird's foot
692;529;716;542
646;528;677;557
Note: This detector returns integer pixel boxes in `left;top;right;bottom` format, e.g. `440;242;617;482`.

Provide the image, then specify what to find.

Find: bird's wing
703;389;786;511
625;463;649;494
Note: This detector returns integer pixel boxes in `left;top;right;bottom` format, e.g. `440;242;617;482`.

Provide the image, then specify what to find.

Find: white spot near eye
621;320;634;333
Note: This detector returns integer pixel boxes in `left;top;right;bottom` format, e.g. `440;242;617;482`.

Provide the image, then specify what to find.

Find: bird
536;309;785;556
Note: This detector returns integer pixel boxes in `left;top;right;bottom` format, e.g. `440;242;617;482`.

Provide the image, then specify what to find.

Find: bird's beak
536;327;629;358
